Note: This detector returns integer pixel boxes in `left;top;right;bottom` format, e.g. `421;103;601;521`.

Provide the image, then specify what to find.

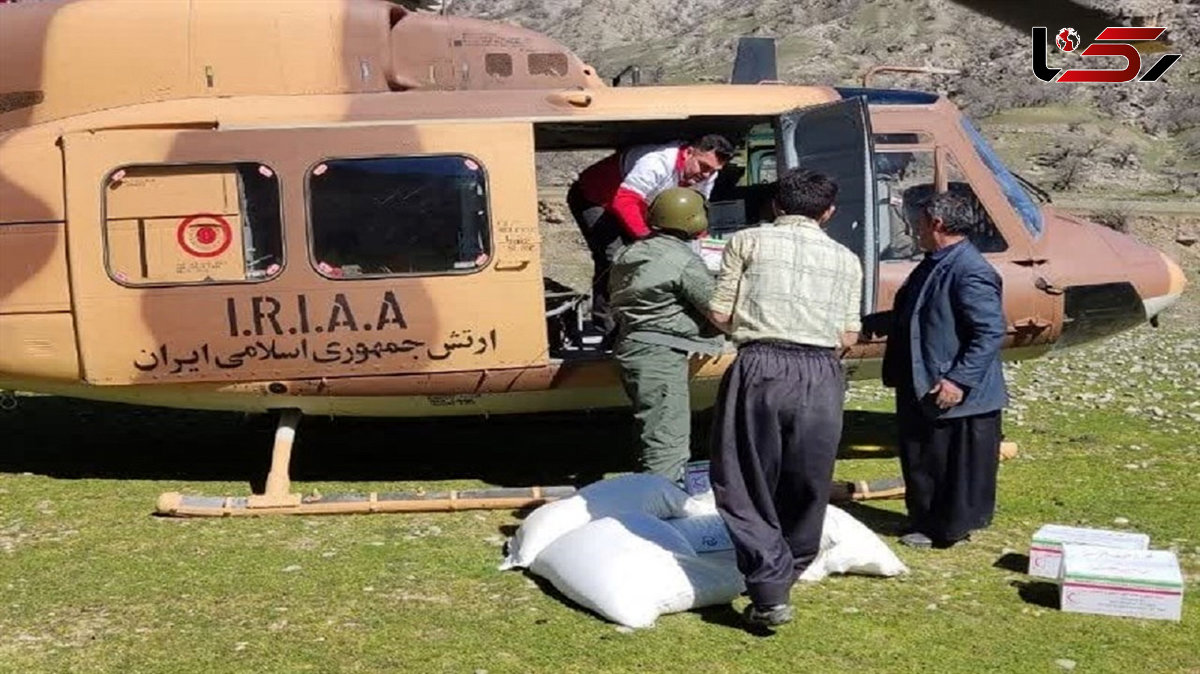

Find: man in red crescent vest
566;134;735;343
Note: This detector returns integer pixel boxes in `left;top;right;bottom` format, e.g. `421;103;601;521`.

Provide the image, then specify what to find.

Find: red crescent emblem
176;213;233;258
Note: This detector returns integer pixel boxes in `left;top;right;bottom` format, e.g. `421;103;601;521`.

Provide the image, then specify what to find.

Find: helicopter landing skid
829;441;1018;503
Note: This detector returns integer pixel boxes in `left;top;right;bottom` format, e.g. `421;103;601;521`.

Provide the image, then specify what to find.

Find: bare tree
1109;143;1139;169
1091;206;1130;233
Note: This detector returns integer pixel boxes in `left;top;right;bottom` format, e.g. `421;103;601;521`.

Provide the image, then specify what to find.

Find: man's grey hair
920;191;976;236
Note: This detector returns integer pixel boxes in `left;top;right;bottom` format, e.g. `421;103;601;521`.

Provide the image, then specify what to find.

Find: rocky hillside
449;0;1200;198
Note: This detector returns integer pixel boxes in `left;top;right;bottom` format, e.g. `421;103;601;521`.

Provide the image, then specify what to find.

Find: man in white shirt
566;134;735;343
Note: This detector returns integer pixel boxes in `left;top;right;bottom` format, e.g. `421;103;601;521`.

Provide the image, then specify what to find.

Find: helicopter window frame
98;160;286;289
303;152;494;281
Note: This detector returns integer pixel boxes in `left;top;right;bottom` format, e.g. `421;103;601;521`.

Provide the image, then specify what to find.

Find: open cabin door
61;122;547;386
775;96;879;316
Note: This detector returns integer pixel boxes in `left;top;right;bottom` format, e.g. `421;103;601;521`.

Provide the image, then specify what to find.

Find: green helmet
647;187;708;236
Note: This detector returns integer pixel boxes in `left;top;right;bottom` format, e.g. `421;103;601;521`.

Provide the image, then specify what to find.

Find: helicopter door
775;96;879;315
61;122;547;386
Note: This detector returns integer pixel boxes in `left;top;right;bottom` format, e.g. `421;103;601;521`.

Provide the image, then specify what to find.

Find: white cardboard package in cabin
1028;524;1150;579
683;460;713;497
1059;544;1184;622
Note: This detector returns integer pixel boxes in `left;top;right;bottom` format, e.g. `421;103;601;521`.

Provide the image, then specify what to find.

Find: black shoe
933;534;970;549
599;330;617;351
743;603;793;627
899;532;933;549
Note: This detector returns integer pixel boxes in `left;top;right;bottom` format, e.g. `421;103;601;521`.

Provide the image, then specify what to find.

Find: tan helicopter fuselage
0;0;1187;419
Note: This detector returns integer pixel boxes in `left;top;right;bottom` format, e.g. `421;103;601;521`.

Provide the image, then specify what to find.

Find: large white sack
680;489;718;516
667;512;734;553
669;502;908;581
528;512;746;628
499;473;693;570
799;504;909;582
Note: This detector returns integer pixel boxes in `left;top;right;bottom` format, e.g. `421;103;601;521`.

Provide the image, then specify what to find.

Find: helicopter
0;0;1186;513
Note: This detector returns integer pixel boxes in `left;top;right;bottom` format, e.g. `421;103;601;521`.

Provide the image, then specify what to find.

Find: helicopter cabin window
102;162;283;286
877;148;1007;261
486;53;514;77
307;155;490;278
528;52;569;77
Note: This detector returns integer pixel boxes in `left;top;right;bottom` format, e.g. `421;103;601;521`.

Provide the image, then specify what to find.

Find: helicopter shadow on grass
0;396;631;491
0;397;903;494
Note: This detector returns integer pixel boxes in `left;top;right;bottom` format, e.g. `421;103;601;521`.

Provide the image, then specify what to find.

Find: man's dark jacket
882;240;1008;419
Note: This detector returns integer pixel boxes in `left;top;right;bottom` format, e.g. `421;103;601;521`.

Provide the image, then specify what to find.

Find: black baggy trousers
897;396;1002;545
709;340;845;606
566;181;632;332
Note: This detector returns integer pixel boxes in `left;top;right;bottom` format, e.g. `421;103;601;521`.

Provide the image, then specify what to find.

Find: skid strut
248;408;303;509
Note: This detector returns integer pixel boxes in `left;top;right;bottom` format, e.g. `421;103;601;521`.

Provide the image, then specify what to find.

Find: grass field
1;222;1197;673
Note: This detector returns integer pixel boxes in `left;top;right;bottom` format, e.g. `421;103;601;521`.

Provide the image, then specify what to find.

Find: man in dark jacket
609;187;726;484
882;190;1008;549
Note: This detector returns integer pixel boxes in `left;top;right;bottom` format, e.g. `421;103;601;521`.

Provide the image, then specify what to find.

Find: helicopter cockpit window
945;153;1007;253
877;150;934;260
102;163;283;286
878;149;1007;261
961;117;1043;237
308;155;490;278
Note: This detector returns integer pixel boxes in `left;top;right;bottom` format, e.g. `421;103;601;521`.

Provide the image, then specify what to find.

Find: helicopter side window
101;162;283;286
308;155;490;278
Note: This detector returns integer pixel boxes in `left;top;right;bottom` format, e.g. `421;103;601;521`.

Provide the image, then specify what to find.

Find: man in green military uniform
608;187;726;484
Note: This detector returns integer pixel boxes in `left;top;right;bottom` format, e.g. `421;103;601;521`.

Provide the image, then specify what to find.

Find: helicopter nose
1142;251;1187;323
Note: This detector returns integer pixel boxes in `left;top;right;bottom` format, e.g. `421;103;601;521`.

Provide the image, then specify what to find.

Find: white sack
499;473;693;570
667;512;734;553
799;504;909;581
680;489;718;516
528;513;746;628
669;503;909;581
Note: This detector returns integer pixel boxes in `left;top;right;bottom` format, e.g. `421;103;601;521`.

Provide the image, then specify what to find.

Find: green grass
2;267;1198;673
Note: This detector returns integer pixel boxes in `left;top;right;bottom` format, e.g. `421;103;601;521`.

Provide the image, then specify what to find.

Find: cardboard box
684;460;712;497
1059;544;1184;622
691;238;727;274
1029;524;1150;579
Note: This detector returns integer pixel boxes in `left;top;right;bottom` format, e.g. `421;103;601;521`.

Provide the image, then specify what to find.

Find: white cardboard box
684;460;712;497
1029;524;1150;579
1059;544;1184;622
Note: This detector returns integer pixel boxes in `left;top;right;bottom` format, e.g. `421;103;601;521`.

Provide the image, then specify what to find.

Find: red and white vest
575;142;718;238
